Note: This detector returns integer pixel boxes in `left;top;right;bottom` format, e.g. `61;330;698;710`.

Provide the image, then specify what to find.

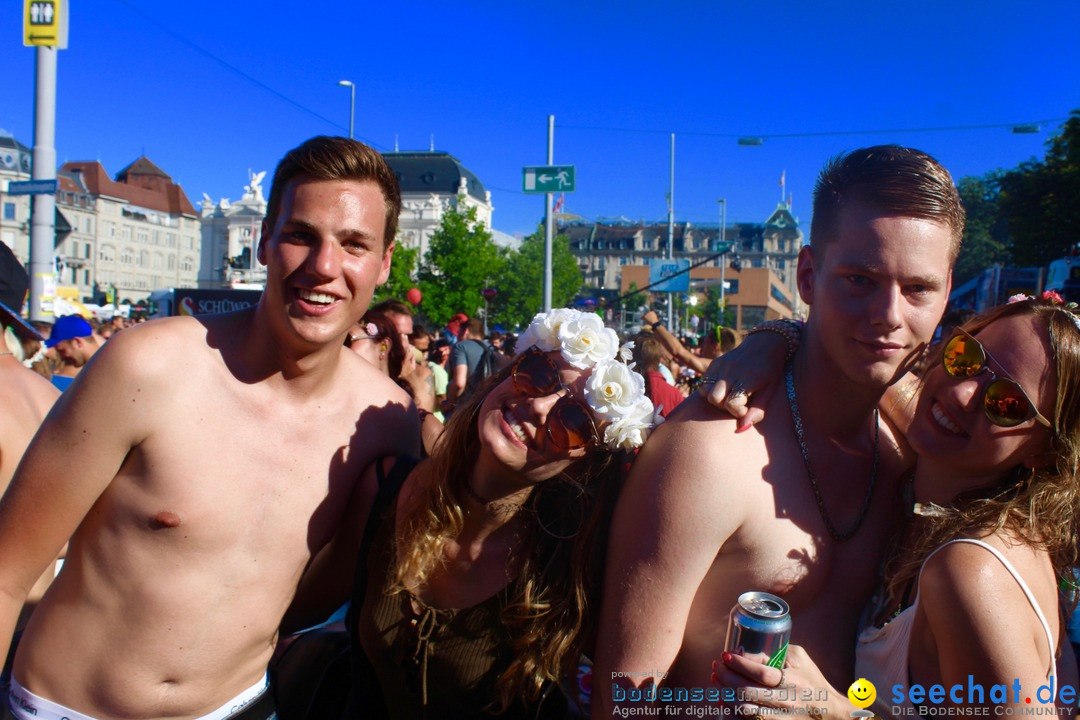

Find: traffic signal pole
543;115;554;312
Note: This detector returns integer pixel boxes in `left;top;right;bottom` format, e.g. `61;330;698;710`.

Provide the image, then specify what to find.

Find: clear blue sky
1;0;1076;239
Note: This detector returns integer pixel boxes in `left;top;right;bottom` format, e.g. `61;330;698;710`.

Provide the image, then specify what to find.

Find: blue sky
1;0;1076;239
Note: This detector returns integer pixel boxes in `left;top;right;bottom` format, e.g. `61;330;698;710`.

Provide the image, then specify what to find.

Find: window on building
741;305;767;328
83;270;90;285
3;202;15;220
84;243;91;259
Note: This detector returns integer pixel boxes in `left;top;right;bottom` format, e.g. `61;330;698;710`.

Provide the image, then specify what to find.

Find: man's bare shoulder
0;360;59;409
644;393;750;463
85;316;212;380
625;393;766;513
338;349;413;409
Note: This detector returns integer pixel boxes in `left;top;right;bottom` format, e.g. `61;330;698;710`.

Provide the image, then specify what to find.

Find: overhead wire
112;0;388;151
556;118;1069;140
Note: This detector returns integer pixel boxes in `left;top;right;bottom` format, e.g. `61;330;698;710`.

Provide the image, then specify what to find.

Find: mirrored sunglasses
941;329;1052;429
511;347;599;450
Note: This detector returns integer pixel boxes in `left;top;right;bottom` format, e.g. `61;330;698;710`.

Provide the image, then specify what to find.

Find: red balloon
406;287;422;305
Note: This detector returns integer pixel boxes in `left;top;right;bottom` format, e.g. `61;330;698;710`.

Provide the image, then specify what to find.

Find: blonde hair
887;299;1080;612
393;364;621;710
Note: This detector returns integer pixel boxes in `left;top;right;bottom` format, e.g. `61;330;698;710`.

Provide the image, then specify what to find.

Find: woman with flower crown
340;307;658;719
710;294;1080;717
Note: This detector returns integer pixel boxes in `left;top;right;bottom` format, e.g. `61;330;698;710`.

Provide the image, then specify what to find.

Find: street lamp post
337;80;355;139
718;197;727;312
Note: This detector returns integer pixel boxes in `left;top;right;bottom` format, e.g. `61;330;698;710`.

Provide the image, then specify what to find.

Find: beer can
724;591;791;669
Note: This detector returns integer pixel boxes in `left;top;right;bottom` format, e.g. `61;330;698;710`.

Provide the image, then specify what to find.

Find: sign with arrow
523;165;575;194
24;0;68;48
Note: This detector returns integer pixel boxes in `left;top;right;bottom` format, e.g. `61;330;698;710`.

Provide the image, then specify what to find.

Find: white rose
558;313;619;369
586;361;648;419
517;308;576;354
602;399;656;450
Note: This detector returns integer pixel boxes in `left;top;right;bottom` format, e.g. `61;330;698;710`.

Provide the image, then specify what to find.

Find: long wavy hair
886;298;1080;616
392;359;623;710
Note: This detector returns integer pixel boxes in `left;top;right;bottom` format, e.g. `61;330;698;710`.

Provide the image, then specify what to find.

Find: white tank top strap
915;538;1057;685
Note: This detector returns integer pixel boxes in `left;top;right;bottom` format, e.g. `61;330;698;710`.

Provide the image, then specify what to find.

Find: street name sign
24;0;68;48
7;179;58;195
523;165;575;193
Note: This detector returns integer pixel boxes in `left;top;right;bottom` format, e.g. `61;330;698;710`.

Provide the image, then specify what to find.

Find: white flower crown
516;308;660;450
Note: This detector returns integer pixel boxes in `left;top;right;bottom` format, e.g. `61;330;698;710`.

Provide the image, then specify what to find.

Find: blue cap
46;315;93;347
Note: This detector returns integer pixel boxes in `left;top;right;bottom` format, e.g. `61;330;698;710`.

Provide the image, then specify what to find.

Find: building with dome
382;151;495;259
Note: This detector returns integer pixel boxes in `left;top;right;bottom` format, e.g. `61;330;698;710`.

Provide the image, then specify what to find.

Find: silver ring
700;376;718;386
728;380;747;400
776;666;787;688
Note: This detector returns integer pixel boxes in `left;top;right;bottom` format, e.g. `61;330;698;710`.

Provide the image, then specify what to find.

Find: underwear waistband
8;673;270;720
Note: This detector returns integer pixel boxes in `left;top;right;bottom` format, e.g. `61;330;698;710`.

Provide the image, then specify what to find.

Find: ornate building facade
0;132;200;303
382;151;494;259
564;203;804;310
198;171;267;287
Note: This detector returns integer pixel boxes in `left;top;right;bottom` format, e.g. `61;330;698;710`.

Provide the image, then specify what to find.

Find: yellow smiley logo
847;678;876;709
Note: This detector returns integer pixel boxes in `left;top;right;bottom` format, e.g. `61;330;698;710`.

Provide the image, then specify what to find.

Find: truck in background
1044;256;1080;303
948;253;1079;315
148;288;263;317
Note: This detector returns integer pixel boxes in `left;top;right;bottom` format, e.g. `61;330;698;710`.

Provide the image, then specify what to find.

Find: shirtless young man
595;146;965;716
0;136;420;720
0;272;61;631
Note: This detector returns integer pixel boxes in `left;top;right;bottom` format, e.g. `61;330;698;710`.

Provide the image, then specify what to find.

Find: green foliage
952;110;1080;279
416;199;505;327
998;110;1080;268
491;226;583;328
372;243;418;304
954;174;1012;287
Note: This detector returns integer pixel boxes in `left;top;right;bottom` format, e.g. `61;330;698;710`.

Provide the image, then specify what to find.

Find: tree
372;243;418;305
999;110;1080;268
491;227;583;328
953;174;1011;287
416;199;504;327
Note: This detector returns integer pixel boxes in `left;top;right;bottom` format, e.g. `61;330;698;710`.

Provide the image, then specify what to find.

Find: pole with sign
523;118;576;313
24;0;66;321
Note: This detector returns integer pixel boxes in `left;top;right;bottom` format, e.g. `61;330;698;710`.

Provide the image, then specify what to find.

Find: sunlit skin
798;201;954;396
595;199;955;716
0;172;420;719
907;313;1056;501
471;350;593;502
257;178;393;355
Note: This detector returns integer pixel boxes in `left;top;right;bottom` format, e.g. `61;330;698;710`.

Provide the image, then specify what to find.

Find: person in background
642;308;727;376
348;310;443;455
631;333;684;418
444;317;495;414
0;260;62;634
412;325;449;422
43;316;103;392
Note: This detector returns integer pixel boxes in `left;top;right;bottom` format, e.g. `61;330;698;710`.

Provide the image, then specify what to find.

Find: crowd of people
0;135;1078;720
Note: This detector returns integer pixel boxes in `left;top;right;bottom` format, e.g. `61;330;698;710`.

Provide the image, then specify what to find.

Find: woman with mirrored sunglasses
711;296;1080;718
341;308;657;719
